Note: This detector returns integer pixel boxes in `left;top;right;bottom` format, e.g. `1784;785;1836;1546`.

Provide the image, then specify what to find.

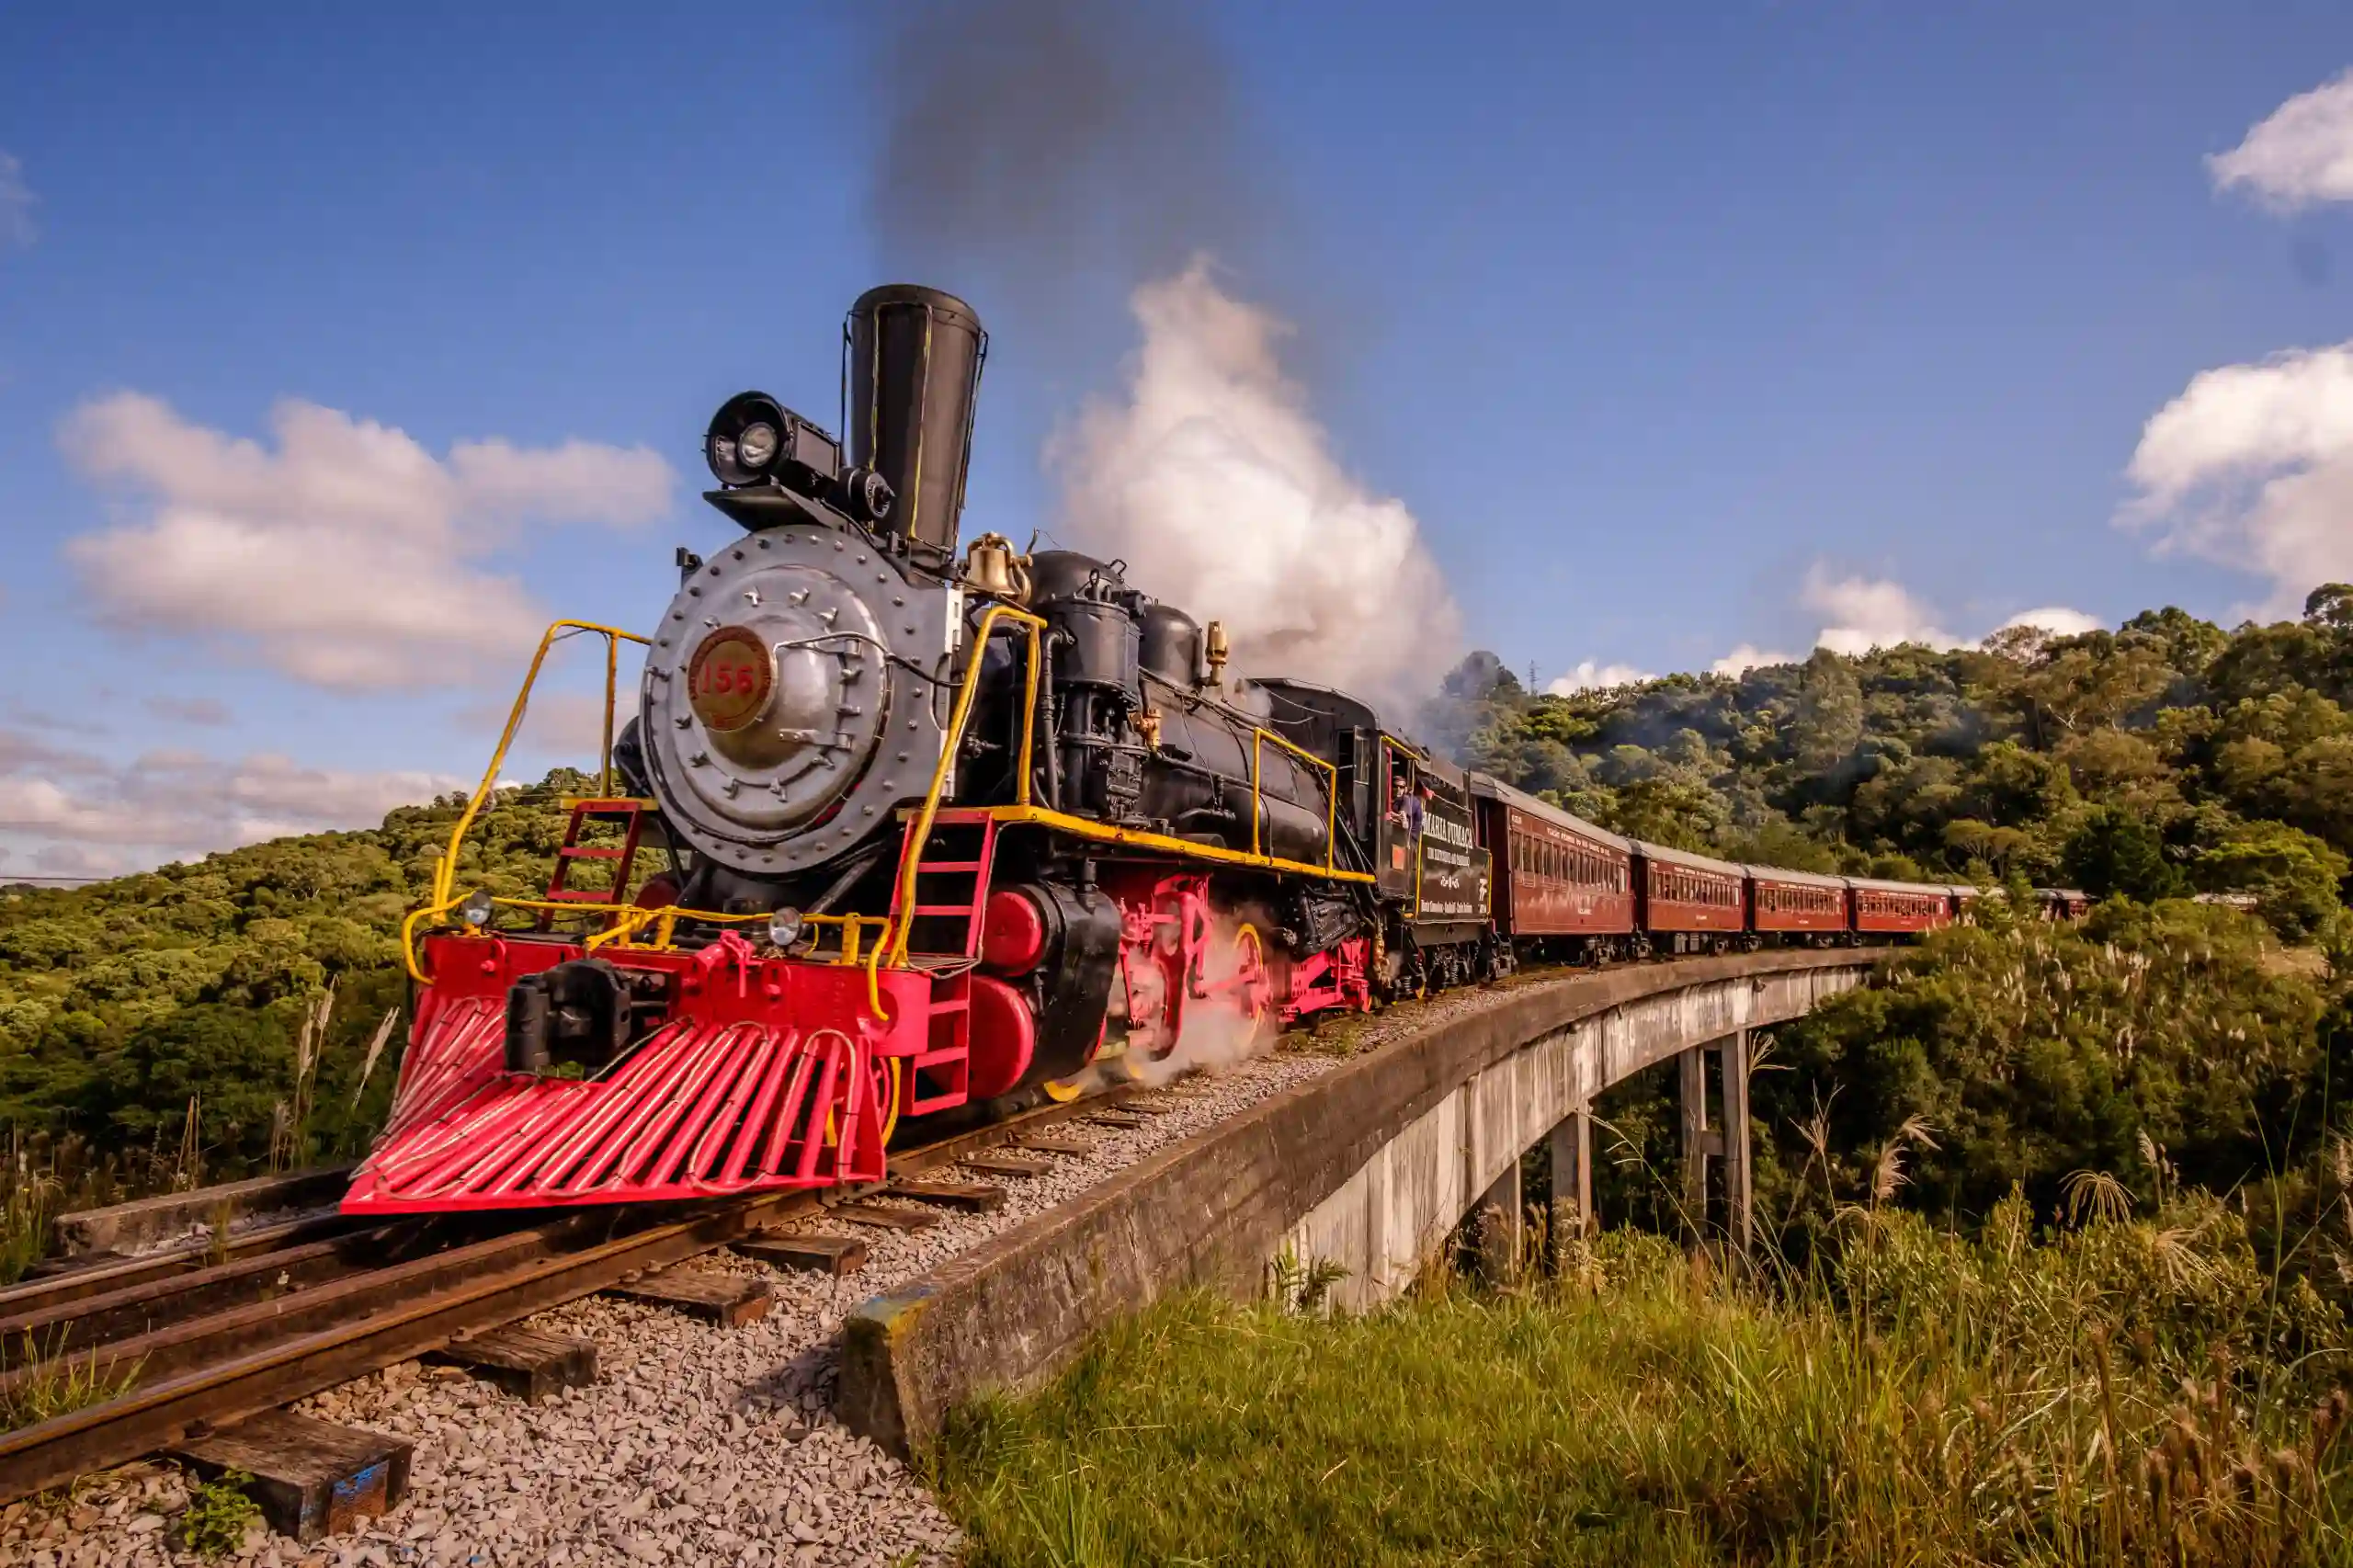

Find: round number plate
686;627;776;733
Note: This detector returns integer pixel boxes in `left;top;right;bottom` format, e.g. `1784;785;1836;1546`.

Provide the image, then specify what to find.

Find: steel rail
0;1211;366;1323
0;1083;1154;1504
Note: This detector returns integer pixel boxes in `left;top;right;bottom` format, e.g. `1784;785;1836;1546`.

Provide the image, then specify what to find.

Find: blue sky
5;2;2353;875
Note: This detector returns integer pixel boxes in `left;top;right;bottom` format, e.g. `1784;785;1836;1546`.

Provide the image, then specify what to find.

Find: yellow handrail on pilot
1248;726;1341;874
428;619;649;913
404;893;767;985
864;602;1048;1014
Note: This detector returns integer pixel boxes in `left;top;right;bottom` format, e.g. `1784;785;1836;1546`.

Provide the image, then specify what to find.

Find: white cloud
0;727;462;871
2121;341;2353;617
1995;606;2104;638
2210;69;2353;209
60;393;674;691
0;728;108;778
454;688;616;760
0;152;33;250
1546;660;1654;696
1711;644;1801;676
1803;566;1959;655
1050;259;1461;703
32;844;134;878
1711;568;2106;673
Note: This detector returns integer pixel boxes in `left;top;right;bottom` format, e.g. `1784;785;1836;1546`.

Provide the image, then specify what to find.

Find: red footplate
343;934;935;1214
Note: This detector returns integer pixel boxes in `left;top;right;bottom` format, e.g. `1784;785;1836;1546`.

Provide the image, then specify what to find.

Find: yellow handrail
801;912;886;967
1248;726;1341;874
942;802;1374;884
429;619;651;912
403;895;763;982
866;602;1048;1013
403;895;891;983
400;895;466;983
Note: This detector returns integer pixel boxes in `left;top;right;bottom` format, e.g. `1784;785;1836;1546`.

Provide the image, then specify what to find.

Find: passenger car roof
1466;774;1632;852
1635;840;1746;877
1744;864;1847;889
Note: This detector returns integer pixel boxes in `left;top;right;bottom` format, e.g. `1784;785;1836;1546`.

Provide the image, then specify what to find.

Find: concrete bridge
841;949;1880;1455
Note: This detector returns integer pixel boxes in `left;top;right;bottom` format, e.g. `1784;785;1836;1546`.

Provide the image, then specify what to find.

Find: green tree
2193;820;2350;941
1757;903;2331;1222
2061;806;2186;902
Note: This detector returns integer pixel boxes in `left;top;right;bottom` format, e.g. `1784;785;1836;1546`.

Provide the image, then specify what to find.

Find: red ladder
889;811;1001;1113
892;812;1000;960
907;972;972;1115
539;798;650;928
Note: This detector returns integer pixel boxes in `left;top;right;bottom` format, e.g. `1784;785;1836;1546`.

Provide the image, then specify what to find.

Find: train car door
1374;738;1419;903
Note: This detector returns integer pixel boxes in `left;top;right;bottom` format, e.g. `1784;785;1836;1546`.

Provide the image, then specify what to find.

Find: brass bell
961;532;1030;601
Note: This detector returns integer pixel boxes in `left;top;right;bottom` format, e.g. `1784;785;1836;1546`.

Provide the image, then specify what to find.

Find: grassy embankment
933;1199;2353;1566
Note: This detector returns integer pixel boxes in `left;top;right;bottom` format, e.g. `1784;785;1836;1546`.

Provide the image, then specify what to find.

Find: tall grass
932;1197;2353;1566
0;1124;211;1287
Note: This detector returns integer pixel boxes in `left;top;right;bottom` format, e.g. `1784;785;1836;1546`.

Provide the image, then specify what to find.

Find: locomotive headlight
735;421;780;472
767;906;805;949
460;888;495;928
704;391;794;488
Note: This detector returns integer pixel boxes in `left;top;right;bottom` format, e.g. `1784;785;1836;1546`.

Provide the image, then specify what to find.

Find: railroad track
0;1076;1168;1505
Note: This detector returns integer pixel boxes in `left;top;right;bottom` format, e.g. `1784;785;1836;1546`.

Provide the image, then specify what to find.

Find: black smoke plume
864;0;1258;325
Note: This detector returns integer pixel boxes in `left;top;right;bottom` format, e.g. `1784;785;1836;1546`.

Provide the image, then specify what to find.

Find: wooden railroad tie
426;1326;597;1403
733;1233;868;1276
1082;1111;1150;1131
958;1151;1056;1179
170;1410;412;1544
885;1178;1006;1213
603;1267;772;1328
1012;1134;1097;1156
829;1201;944;1231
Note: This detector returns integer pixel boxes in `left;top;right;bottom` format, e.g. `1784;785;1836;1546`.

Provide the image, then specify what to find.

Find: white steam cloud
1051;260;1460;702
1125;907;1281;1086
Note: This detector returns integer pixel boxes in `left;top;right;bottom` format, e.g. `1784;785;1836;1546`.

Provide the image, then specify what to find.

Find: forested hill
1421;589;2353;946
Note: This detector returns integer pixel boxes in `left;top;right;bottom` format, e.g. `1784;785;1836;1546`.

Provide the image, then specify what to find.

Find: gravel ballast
5;986;1522;1568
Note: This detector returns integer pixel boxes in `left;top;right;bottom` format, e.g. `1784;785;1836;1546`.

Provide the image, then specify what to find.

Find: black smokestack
845;284;987;552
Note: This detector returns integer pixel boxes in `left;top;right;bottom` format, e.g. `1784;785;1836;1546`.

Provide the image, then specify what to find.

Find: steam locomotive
343;285;2065;1217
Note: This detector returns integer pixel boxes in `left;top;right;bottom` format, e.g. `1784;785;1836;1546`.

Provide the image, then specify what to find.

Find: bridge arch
1286;951;1870;1308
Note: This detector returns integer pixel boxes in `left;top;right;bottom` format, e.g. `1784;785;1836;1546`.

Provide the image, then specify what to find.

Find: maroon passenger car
1747;865;1848;939
1475;778;1634;946
1634;842;1746;947
1848;876;1952;935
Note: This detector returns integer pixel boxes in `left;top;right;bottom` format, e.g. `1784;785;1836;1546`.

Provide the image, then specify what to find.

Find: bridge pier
1472;1161;1522;1280
1677;1029;1752;1253
1545;1105;1593;1244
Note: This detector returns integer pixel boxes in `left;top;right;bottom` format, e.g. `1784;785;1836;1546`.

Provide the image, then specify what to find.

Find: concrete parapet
839;949;1877;1457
